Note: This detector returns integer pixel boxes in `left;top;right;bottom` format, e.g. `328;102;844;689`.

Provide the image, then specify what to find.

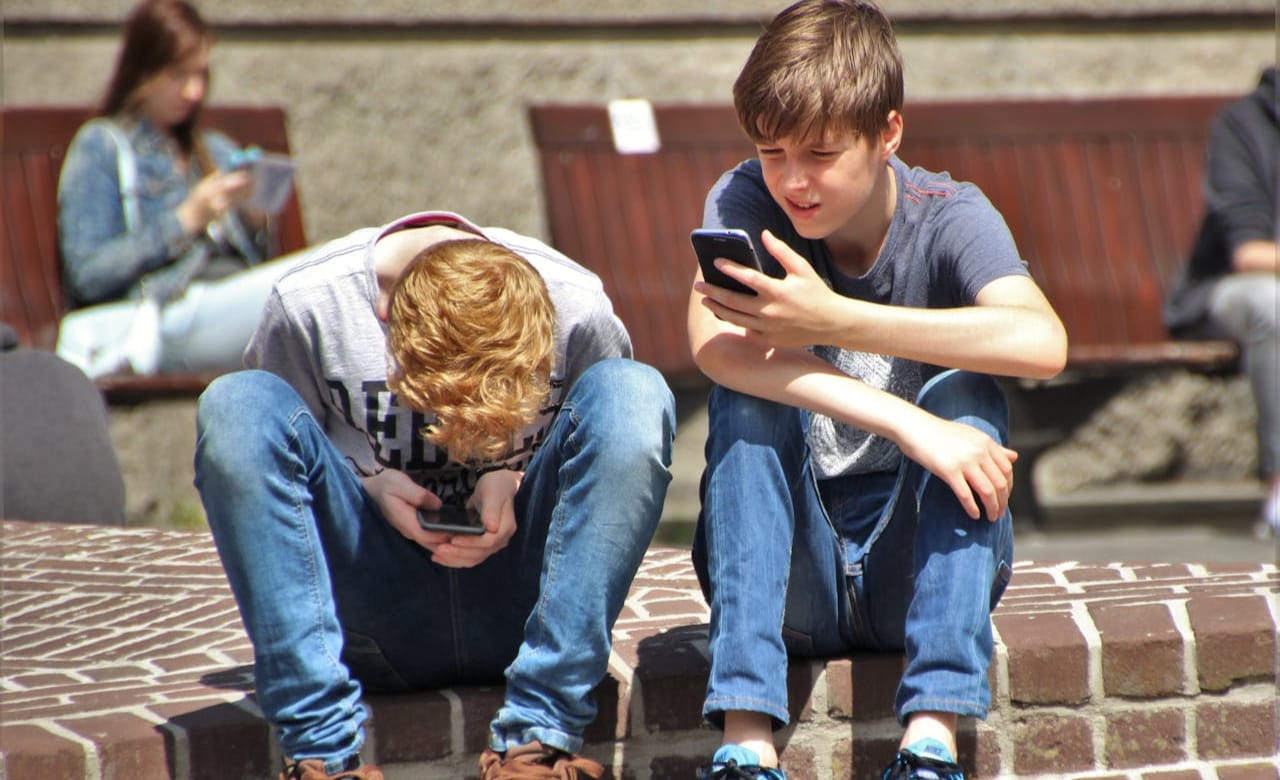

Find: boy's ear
880;110;904;158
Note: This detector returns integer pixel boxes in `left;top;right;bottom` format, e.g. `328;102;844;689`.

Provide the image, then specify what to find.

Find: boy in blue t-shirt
686;2;1068;778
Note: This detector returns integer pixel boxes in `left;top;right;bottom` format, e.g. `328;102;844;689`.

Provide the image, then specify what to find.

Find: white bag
57;296;162;378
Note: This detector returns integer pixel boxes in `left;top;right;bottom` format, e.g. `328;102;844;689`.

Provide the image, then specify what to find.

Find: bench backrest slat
530;96;1236;379
0;104;307;354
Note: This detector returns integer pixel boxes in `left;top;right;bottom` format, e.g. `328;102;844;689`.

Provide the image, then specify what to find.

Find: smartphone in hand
224;146;296;214
417;505;486;536
690;228;767;296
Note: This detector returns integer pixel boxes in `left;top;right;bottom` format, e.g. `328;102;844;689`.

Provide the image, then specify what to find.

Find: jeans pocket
990;559;1014;609
781;625;817;656
341;628;411;693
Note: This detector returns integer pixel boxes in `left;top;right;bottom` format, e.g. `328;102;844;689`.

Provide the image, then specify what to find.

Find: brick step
1;520;1276;779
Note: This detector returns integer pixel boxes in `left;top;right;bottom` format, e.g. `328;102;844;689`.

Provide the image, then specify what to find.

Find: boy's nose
782;165;810;191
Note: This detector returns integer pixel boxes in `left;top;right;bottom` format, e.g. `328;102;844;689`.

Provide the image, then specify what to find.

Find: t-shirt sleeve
244;288;326;420
561;290;633;393
929;186;1030;306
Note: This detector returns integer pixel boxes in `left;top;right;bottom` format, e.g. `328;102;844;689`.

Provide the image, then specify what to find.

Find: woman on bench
55;0;298;379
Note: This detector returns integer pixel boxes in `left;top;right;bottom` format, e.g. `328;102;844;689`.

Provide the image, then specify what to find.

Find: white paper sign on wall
608;98;662;155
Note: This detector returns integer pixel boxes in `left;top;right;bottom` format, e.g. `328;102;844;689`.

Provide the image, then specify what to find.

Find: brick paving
1;519;1277;779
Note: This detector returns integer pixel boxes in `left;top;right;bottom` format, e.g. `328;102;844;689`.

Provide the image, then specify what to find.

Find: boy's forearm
829;299;1066;380
692;332;926;444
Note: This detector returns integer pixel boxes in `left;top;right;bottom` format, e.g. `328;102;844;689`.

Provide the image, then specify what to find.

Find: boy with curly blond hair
687;2;1066;779
195;211;675;780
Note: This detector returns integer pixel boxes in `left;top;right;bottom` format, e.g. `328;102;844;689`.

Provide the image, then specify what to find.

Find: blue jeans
692;370;1014;728
194;359;674;769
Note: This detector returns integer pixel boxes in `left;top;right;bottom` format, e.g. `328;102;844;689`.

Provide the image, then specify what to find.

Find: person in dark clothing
0;323;126;525
1165;66;1279;539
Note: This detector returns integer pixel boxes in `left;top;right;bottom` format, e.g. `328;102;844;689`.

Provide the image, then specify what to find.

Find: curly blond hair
387;238;555;465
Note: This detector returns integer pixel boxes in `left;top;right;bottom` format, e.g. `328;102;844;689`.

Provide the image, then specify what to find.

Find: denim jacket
56;115;267;307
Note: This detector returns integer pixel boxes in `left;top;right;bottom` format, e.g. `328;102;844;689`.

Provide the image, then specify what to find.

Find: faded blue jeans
692;370;1014;728
195;359;674;772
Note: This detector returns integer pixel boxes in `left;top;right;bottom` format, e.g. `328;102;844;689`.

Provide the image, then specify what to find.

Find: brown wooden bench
528;96;1239;522
1;104;307;405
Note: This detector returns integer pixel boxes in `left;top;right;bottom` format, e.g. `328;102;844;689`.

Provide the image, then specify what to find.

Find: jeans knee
195;370;299;472
572;359;675;455
917;370;1008;442
198;372;251;438
708;385;801;445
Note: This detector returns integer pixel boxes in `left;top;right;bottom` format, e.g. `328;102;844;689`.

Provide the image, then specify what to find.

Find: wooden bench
528;96;1239;523
0;104;307;405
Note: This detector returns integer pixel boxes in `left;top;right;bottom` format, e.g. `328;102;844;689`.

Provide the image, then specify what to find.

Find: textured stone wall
4;2;1273;243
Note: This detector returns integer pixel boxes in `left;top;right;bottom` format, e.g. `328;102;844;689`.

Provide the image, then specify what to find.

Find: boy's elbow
1027;321;1069;380
691;338;731;383
690;328;751;386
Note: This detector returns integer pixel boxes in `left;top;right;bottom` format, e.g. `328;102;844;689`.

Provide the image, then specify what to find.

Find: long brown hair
99;0;213;169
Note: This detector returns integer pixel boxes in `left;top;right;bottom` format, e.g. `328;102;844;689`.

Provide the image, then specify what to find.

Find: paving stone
1090;602;1184;697
993;612;1091;705
0;723;87;779
62;711;173;780
1103;708;1187;769
1186;594;1277;691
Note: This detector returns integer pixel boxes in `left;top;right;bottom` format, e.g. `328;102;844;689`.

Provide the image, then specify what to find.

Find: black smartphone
690;228;766;296
417;505;486;536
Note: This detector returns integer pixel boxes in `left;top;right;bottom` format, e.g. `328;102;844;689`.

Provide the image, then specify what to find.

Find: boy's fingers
949;474;982;520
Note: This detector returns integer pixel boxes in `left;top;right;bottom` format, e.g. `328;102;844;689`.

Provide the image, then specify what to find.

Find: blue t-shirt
703;156;1029;478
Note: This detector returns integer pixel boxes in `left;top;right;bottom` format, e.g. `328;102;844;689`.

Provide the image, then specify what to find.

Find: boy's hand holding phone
417;504;485;535
691;228;768;295
694;229;842;348
417;469;522;569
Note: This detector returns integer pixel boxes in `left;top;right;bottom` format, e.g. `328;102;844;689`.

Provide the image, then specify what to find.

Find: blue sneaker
881;738;964;780
697;744;787;779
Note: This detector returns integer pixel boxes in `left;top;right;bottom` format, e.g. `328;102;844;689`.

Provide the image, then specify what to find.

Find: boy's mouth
787;198;820;215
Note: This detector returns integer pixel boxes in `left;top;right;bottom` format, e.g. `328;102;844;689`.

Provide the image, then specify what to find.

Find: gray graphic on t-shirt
807;346;921;478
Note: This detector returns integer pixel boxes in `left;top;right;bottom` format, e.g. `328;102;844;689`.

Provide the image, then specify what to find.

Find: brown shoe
280;757;384;780
478;740;605;779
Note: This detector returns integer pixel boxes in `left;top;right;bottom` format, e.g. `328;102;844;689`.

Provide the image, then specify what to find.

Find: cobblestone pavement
2;519;1277;779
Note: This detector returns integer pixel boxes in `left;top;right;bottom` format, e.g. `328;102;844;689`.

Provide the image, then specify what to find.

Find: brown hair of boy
733;0;904;144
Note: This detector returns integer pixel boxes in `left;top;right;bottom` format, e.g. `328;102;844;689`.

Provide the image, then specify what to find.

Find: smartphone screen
417;505;486;536
690;228;766;296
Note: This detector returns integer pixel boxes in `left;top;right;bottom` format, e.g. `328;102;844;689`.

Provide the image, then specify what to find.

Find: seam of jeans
287;409;345;678
448;567;465;679
528;401;581;662
806;458;861;649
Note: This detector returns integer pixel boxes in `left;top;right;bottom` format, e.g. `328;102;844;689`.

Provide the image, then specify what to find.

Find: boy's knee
916;371;1008;436
195;370;303;462
708;385;801;442
198;370;275;430
578;358;675;429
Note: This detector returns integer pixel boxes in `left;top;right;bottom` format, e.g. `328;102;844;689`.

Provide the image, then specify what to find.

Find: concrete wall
5;2;1274;244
